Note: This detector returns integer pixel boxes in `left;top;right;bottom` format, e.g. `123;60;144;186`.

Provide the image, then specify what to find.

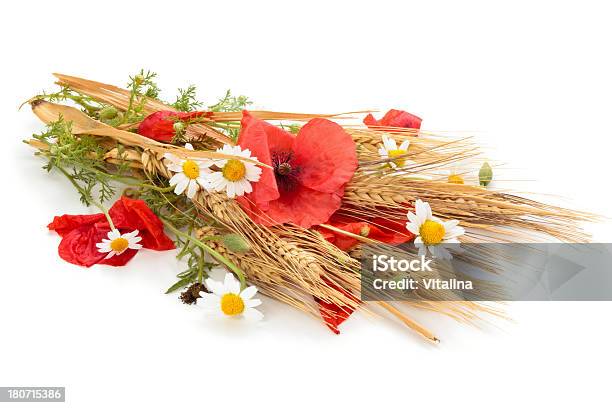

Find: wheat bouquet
23;71;591;342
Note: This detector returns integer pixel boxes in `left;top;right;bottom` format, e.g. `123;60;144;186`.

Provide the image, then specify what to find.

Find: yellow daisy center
222;159;246;182
447;174;464;184
388;149;408;167
220;293;245;316
182;160;200;179
110;237;129;252
419;220;445;246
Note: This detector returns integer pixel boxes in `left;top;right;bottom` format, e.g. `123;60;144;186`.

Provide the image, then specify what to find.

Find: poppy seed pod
479;162;493;187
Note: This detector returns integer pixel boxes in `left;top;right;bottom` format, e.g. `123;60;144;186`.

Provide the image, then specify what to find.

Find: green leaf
165;277;193;294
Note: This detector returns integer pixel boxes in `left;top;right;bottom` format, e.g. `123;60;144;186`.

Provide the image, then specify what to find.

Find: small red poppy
316;214;415;251
48;196;175;267
137;110;209;142
236;111;358;228
364;109;422;130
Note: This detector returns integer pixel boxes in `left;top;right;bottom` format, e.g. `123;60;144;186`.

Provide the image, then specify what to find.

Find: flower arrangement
22;70;593;342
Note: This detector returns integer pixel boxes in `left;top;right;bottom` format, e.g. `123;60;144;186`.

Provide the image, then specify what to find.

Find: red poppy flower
314;277;359;334
137;110;210;142
364;109;422;130
316;214;415;251
235;111;358;228
48;196;175;267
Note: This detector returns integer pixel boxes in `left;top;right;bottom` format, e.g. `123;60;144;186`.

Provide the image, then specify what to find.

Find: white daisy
199;273;263;321
208;144;262;199
406;199;465;258
378;134;411;169
96;229;143;259
164;143;214;199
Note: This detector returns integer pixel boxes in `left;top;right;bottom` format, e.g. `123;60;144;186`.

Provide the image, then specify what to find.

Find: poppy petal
292;118;357;193
57;225;109;267
268;184;342;228
109;196;175;251
314;277;359;334
236;111;286;205
138;110;208;142
363;109;422;130
98;248;139;266
48;213;107;237
319;215;416;251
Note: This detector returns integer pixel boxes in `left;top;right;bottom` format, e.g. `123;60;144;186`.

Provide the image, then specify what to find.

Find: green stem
56;166;115;230
123;86;137;125
197;248;205;284
54;154;174;193
199;235;221;241
207;121;240;130
162;219;247;289
65;94;100;115
140;184;175;193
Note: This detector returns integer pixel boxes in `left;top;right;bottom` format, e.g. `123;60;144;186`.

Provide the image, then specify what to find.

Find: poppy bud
222;233;251;253
134;74;145;86
99;106;118;120
173;121;185;135
479;162;493;186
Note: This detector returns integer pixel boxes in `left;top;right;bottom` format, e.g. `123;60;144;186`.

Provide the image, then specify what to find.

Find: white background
2;1;612;407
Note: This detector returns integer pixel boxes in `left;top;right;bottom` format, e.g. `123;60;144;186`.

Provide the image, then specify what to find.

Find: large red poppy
137;110;210;142
364;109;422;130
235;111;358;228
48;196;175;267
316;214;415;251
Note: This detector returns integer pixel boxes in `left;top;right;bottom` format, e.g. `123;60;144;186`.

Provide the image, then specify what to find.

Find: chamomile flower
164;143;213;199
447;169;465;184
378;134;411;169
199;273;263;321
208;144;262;199
96;229;143;259
406;199;464;258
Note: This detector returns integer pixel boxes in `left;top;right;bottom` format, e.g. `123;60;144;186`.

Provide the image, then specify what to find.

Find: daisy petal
186;179;198;199
406;221;420;235
245;298;262;308
382;135;397;151
240;285;258;300
174;178;189;195
224;273;240;294
205;278;225;296
443;220;459;230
